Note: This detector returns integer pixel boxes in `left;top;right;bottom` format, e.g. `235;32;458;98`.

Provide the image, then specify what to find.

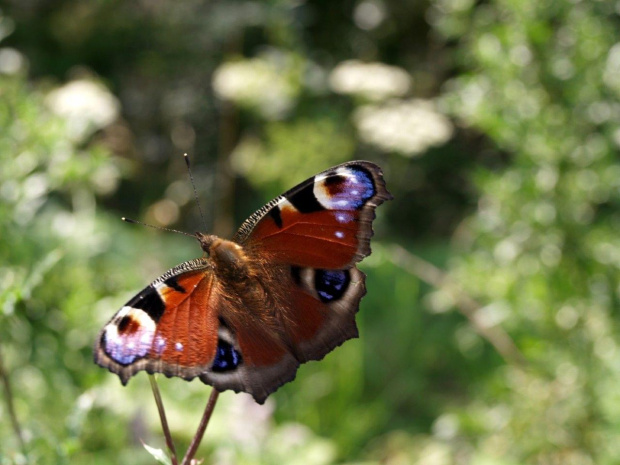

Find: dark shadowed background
1;1;620;464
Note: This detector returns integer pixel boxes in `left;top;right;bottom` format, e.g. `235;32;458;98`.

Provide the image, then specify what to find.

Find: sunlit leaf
142;443;172;465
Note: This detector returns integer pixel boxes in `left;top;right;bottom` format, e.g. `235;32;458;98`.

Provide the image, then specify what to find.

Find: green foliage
232;116;354;198
0;72;210;464
0;72;103;461
432;0;620;463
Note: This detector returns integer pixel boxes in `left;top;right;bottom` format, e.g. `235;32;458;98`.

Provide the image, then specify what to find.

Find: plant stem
181;389;220;465
149;375;178;465
388;244;527;367
0;345;26;453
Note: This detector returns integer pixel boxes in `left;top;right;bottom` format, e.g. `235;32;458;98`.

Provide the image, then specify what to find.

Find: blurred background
1;0;620;464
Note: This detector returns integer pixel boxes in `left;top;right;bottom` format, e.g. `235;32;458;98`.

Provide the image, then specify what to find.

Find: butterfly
94;161;392;404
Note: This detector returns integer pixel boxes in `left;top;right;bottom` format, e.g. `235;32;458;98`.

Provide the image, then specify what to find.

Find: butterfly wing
94;259;218;383
231;161;391;366
186;264;368;402
94;258;298;403
279;265;367;363
234;161;392;269
200;161;391;400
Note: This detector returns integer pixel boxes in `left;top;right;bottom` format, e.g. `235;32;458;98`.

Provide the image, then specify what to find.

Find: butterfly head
196;232;218;254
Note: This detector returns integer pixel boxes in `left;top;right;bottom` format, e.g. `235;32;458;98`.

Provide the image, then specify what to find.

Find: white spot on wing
156;336;166;354
175;342;184;352
336;213;352;223
335;231;345;239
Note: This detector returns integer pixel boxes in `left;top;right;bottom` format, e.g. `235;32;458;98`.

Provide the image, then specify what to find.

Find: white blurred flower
354;98;453;155
46;79;120;141
417;441;452;465
604;43;620;96
212;56;296;119
0;47;25;74
92;163;121;196
432;413;459;440
353;0;387;30
207;393;275;453
329;60;410;101
266;423;337;465
225;393;274;449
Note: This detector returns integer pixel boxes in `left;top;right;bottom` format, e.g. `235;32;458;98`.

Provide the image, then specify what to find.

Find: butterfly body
95;161;391;403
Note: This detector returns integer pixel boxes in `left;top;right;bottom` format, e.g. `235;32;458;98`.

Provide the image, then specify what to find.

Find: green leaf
142;443;173;465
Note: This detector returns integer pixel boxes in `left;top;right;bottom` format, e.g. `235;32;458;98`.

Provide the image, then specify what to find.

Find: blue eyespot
211;339;243;372
324;167;375;210
348;167;375;207
315;269;350;303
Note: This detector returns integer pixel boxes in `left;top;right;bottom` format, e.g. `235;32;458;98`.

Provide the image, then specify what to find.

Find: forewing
94;259;220;384
233;161;392;269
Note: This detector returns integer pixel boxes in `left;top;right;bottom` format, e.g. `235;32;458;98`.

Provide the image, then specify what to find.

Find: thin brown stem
388;244;527;367
181;389;220;465
0;345;26;453
149;375;179;465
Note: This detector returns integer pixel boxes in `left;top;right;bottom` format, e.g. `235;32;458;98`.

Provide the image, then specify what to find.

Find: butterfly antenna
183;153;209;232
122;217;196;238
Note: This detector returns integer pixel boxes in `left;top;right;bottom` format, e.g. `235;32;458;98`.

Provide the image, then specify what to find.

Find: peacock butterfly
94;161;392;404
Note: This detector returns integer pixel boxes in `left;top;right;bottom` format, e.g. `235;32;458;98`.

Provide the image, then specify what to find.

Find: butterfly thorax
197;232;279;330
197;233;252;282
